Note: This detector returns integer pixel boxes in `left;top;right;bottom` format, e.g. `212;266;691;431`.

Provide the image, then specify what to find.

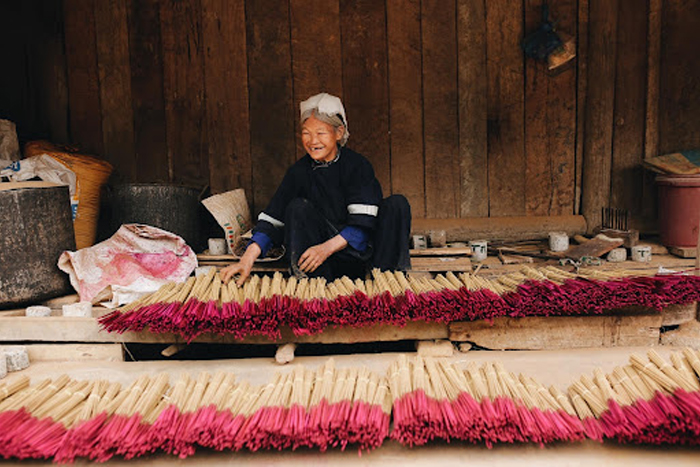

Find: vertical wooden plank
40;1;69;143
524;0;577;216
574;0;589;214
22;0;69;143
246;0;296;214
387;0;425;217
160;0;208;187
340;0;390;194
63;0;104;155
127;0;169;182
290;0;343;159
486;0;526;217
0;2;33;141
644;0;661;160
642;0;661;221
610;0;648;217
201;0;251;196
580;0;618;232
659;0;700;153
94;0;135;180
422;0;459;218
457;0;488;217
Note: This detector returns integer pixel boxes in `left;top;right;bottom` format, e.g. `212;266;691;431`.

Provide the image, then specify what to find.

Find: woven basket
24;141;113;249
201;188;252;255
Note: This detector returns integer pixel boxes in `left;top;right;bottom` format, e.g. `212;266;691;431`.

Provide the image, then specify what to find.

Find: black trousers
284;195;411;281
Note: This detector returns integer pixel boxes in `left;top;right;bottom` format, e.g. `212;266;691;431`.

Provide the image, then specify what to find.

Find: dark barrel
108;184;204;251
0;182;75;308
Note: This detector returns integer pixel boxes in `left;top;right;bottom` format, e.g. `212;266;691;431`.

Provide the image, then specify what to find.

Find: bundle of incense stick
569;348;700;445
5;349;700;461
388;355;585;447
99;266;700;341
0;363;390;461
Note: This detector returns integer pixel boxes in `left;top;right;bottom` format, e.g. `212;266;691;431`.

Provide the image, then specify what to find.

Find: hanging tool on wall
521;2;576;73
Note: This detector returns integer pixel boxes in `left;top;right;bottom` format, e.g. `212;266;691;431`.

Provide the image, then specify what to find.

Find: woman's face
301;115;344;163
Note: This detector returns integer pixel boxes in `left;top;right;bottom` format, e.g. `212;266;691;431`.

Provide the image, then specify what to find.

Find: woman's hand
221;242;261;286
298;235;347;273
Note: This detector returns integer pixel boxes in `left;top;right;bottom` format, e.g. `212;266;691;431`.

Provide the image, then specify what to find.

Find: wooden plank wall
3;0;699;230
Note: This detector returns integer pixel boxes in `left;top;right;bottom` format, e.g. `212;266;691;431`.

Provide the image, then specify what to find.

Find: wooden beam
412;215;586;242
410;256;471;272
660;303;697;327
17;344;124;362
449;313;662;350
0;317;448;345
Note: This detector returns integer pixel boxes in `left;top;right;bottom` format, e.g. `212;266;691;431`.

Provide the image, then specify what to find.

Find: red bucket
656;174;700;247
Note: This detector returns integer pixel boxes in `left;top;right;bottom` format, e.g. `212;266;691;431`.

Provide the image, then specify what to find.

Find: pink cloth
58;224;197;304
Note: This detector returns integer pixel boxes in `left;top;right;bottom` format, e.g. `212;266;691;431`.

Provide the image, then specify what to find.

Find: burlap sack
201;188;252;254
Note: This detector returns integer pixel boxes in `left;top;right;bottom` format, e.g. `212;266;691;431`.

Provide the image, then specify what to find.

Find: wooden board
340;0;390;194
94;0;135;180
412;215;586;242
524;0;577;216
289;0;343;159
564;233;623;260
422;0;459;218
659;303;697;327
160;0;208;187
387;0;425;216
486;0;526;216
574;0;589;215
409;247;472;257
580;0;618;231
34;1;69;143
669;246;697;259
457;0;488;217
642;0;662;220
658;0;700;154
202;0;251;196
449;313;662;350
246;0;296;214
0;317;447;345
410;256;471;272
63;0;104;155
12;344;124;362
127;0;169;182
610;0;648;217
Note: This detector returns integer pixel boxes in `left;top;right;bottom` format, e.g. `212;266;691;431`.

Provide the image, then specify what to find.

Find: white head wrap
300;92;348;131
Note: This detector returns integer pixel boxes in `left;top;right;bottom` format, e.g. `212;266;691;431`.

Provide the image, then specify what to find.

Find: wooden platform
0;254;697;355
4;348;700;466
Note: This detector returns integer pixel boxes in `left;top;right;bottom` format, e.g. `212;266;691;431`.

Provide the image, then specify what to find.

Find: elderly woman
222;93;410;286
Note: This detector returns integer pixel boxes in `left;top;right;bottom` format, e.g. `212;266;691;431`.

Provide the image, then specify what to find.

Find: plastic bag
1;154;79;218
58;224;198;306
